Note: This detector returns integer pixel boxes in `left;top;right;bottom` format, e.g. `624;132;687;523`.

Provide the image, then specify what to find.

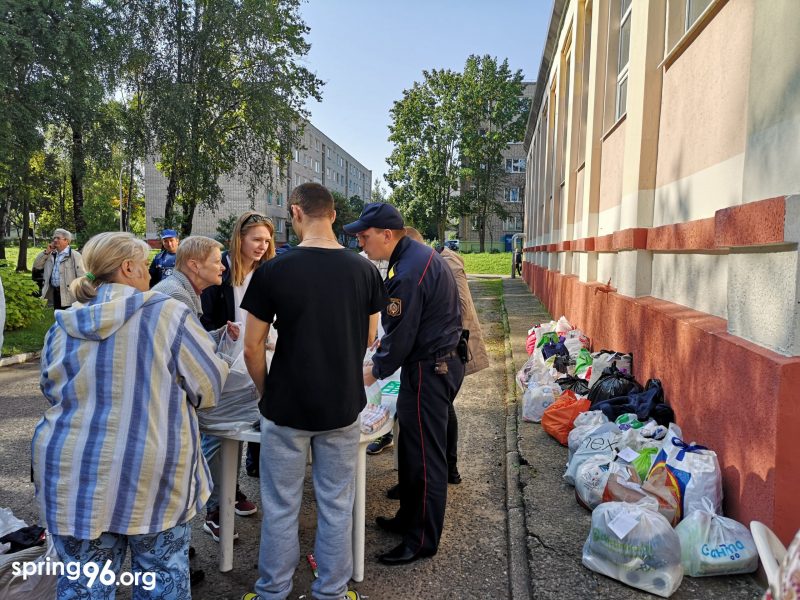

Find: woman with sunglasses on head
199;211;276;541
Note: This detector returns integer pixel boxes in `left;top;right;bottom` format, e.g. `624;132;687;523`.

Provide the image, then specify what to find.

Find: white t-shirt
233;269;254;329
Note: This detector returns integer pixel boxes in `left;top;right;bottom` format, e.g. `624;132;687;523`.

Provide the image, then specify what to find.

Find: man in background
34;228;85;309
149;228;179;287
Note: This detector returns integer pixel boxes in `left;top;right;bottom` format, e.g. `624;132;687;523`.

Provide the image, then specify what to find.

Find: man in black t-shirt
242;183;386;600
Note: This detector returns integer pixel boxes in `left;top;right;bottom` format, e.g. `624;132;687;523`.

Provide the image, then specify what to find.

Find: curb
0;352;39;367
500;288;531;600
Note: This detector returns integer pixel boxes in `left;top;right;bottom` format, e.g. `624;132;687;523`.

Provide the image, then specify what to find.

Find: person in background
241;183;385;600
149;228;180;287
34;228;85;309
346;203;465;566
200;211;274;518
32;231;228;599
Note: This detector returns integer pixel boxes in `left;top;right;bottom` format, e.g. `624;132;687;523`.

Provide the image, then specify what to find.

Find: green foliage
332;192;365;240
0;261;48;330
461;252;513;275
215;214;238;246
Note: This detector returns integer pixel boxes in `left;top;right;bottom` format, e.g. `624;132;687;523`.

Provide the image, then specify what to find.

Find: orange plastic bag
541;390;591;445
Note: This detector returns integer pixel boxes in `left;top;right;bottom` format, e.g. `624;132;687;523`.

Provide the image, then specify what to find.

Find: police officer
149;228;179;287
345;203;465;566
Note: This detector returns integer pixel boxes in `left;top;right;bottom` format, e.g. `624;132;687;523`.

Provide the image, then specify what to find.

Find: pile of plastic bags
519;315;758;597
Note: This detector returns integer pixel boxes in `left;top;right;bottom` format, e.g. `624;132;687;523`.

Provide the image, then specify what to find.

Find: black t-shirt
241;247;387;431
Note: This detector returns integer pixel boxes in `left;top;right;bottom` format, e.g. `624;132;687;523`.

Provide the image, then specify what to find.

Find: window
686;0;712;31
275;218;284;233
314;138;320;151
505;158;526;173
616;0;632;120
326;167;331;178
295;174;300;186
504;187;521;202
314;160;320;173
304;155;311;168
293;149;300;162
470;216;481;231
503;216;523;231
338;156;344;168
277;192;283;207
266;190;273;205
326;147;331;159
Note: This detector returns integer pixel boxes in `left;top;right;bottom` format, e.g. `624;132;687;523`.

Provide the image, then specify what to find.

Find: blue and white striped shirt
32;283;229;539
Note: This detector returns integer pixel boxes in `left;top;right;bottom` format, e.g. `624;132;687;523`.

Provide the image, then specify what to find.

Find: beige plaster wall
598;121;626;235
651;253;729;319
655;0;753;193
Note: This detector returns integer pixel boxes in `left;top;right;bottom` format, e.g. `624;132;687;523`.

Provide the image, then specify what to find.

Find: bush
0;262;48;330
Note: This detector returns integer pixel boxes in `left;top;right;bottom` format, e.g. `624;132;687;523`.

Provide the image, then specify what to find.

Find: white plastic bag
575;456;636;510
564;422;622;485
568;411;609;463
0;534;58;599
674;499;758;577
646;433;723;522
582;500;684;597
522;383;556;423
0;509;27;540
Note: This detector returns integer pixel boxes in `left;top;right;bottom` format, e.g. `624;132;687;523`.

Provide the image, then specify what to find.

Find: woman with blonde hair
200;211;275;536
32;231;229;598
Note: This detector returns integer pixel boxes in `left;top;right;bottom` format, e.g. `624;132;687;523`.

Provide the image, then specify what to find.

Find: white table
212;376;399;582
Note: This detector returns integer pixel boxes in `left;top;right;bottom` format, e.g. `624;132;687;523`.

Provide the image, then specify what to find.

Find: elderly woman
154;235;257;541
32;232;229;599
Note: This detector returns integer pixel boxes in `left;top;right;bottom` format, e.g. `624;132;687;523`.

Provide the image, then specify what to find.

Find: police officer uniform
347;204;465;564
148;229;178;288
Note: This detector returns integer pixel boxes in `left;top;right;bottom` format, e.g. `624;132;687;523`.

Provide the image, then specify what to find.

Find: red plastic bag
541;391;591;445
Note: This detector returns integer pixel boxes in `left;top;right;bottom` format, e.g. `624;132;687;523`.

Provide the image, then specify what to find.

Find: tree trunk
478;219;486;253
0;190;9;260
124;156;135;231
15;194;30;272
70;124;85;242
180;198;195;237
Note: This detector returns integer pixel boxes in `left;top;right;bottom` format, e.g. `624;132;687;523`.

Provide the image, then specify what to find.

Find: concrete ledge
0;352;40;367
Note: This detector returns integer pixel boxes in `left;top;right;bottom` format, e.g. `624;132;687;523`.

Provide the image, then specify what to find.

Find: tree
331;192;364;241
129;0;323;236
370;180;388;203
457;55;529;251
386;69;463;243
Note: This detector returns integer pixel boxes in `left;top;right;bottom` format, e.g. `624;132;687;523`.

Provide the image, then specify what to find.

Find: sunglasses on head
243;213;273;227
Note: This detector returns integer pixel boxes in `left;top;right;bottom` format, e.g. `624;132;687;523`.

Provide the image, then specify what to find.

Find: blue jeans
51;523;191;599
254;417;360;600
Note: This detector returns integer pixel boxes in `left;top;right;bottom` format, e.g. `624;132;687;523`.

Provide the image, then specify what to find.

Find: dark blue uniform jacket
372;236;462;380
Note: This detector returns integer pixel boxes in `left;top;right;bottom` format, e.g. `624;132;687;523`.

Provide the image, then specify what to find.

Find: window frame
615;0;632;121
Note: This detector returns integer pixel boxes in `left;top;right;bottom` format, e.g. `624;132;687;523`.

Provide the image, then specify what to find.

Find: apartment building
522;0;800;543
144;121;371;244
457;82;536;252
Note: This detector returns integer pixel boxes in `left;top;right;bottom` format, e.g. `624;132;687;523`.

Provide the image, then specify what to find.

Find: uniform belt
433;348;458;360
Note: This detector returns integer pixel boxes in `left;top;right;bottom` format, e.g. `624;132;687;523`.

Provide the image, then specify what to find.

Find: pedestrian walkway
501;278;764;599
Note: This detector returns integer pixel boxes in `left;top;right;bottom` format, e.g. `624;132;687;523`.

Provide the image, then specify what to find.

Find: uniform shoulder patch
387;297;402;317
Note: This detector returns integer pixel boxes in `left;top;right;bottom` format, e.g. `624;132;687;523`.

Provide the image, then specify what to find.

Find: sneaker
366;433;394;455
203;510;239;543
345;591;363;600
235;490;258;516
242;593;259;600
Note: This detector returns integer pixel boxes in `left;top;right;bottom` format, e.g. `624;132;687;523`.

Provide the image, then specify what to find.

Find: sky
298;0;552;193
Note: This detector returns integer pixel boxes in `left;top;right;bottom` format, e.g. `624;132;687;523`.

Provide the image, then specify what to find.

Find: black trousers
395;354;465;554
52;288;63;310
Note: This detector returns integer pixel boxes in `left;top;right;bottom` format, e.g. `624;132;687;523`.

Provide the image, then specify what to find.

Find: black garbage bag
556;374;590;396
553;354;572;374
591;379;675;426
588;364;643;405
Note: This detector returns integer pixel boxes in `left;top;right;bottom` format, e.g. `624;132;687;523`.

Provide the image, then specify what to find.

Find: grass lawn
461;252;514;275
2;308;54;357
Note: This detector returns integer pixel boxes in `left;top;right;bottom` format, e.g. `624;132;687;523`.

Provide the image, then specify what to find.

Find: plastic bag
564;422;623;485
0;509;27;540
568;411;609;463
522;383;557;423
674;499;758;577
588;364;643;406
555;315;573;335
575;456;637;510
582;500;684;597
575;348;593;379
542;391;591;445
588;350;633;388
602;471;679;525
556;375;590;396
629;447;659;481
647;434;723;523
0;534;58;599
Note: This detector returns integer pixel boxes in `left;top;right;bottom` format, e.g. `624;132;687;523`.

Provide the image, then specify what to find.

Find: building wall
144;120;371;243
523;0;800;544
